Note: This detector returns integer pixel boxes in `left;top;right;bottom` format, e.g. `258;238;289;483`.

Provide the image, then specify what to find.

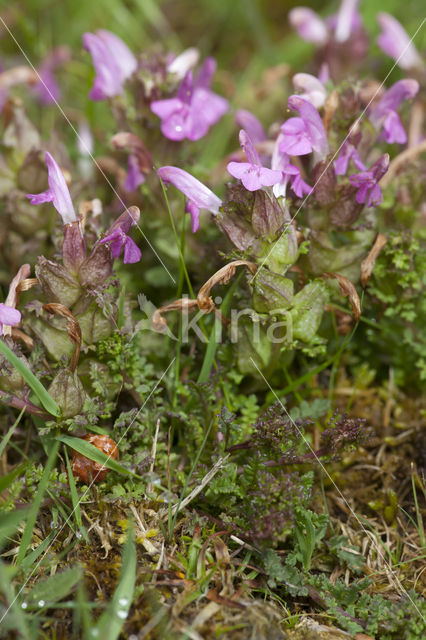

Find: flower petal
158;166;222;214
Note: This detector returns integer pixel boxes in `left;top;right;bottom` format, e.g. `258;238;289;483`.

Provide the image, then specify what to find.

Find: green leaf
17;440;59;563
0;462;28;493
26;566;82;606
58;435;139;479
0;340;61;417
0;508;29;550
0;408;25;458
94;525;136;640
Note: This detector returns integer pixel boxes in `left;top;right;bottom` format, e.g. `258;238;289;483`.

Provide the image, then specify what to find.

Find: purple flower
227;130;282;192
0;303;21;335
377;13;423;71
158;165;222;233
280;95;329;160
333;0;360;43
369;79;419;144
289;1;361;45
349;154;389;207
124;154;145;191
150;58;228;141
99;227;141;263
32;47;70;105
334;141;366;175
235;109;267;143
272;134;313;199
26;152;77;225
292;73;327;108
288;7;328;45
83;30;137;100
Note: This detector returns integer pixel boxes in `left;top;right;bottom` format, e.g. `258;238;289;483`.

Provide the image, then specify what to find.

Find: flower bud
62;222;86;275
328;185;364;228
311;158;336;206
48;369;85;419
71;434;119;483
78;243;113;288
35;257;83;308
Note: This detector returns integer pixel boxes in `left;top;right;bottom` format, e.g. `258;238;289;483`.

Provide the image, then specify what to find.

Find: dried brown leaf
360;233;387;288
323;272;361;322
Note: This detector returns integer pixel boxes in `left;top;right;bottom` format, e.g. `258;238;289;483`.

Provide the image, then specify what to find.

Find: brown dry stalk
380;139;426;188
43;303;82;372
322;272;361;322
360;233;387;288
153;260;257;330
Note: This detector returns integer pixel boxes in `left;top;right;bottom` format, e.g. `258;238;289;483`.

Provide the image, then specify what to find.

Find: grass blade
0;341;60;417
17;440;59;563
94;523;136;640
0;408;25;458
58;435;140;479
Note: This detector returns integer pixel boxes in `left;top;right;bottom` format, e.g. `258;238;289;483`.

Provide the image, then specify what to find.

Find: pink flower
235;109;267;143
124;155;145;191
0;303;21;335
157;166;222;233
227;130;282;192
369;79;419;144
150;58;228;141
280;95;329;161
26;152;77;225
349;154;389;207
377;13;423;71
272;134;312;199
334;141;366;175
83;30;137;100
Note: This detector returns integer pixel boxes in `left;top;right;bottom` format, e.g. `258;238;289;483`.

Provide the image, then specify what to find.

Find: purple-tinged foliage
227;130;282;191
83;30;137;100
349;154;389;207
158;165;222;232
150;57;228;141
369;79;419;145
377;13;423;71
26;152;77;225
